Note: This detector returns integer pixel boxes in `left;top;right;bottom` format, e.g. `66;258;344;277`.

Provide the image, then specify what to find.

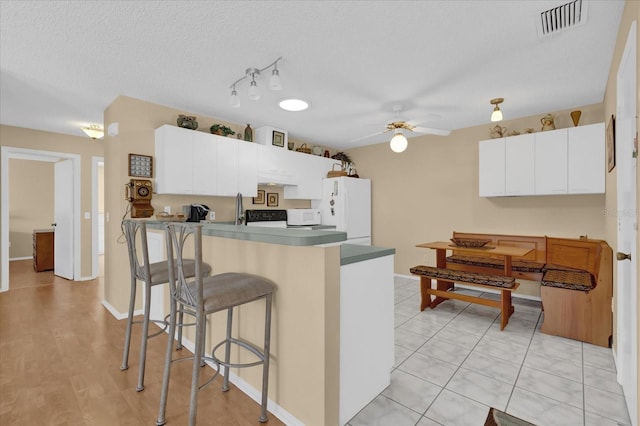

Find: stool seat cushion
148;260;212;285
190;272;276;313
541;269;595;291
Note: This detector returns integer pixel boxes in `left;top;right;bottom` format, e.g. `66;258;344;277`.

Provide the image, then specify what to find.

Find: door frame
91;156;104;278
1;146;81;292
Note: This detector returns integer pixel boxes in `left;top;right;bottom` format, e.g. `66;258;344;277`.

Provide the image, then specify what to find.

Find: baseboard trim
9;256;32;261
101;300;143;320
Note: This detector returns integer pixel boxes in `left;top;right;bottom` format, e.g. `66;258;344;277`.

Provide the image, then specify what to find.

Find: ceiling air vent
538;0;586;37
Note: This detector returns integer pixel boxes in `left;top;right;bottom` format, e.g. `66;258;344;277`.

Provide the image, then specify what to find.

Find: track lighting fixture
229;57;283;108
389;130;408;153
490;98;504;122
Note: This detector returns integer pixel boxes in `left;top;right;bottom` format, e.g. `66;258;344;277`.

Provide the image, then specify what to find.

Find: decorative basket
327;163;348;178
296;143;312;154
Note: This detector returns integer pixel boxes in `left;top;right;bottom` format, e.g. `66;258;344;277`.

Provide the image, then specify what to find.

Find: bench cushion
410;265;516;289
541;269;595;291
446;255;545;273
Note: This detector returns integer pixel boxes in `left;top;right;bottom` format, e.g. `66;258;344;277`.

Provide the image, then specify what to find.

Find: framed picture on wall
267;192;279;207
253;189;265;204
607;114;616;173
129;154;153;178
272;131;285;147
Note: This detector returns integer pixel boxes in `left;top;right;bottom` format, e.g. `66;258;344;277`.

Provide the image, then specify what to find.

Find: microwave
286;209;321;226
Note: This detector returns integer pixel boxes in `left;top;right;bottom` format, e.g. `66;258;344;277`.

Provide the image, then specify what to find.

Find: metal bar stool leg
156;297;177;426
136;280;153;391
259;294;273;423
120;276;137;371
222;307;233;392
189;309;206;426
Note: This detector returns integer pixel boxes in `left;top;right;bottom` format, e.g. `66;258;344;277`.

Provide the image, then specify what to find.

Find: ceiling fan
352;104;451;153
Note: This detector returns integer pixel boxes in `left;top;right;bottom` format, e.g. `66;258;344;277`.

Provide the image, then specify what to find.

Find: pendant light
490;98;504;122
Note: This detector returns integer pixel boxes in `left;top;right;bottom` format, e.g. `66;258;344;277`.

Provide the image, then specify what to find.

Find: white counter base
340;254;395;425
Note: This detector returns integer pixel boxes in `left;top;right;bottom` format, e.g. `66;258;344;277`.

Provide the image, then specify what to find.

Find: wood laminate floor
1;259;285;426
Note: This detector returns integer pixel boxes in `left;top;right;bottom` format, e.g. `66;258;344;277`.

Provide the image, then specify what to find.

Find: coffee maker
183;204;210;222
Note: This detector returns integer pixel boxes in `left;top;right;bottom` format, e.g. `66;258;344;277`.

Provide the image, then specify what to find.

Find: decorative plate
312;145;322;155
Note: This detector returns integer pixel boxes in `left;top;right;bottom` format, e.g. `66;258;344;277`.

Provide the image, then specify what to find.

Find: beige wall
602;2;639;425
349;103;607;298
103;96;315;314
1;125;104;277
8;159;54;258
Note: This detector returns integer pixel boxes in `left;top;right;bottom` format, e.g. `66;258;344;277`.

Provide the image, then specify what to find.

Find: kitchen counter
340;244;395;266
146;220;347;246
143;220;395;426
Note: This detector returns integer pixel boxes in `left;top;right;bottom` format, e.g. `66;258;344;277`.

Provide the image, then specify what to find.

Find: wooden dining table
416;241;533;277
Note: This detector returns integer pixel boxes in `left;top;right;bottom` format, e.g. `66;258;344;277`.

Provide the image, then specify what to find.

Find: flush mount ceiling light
389;130;408;153
490;98;504;122
81;124;104;139
228;56;283;108
279;98;309;112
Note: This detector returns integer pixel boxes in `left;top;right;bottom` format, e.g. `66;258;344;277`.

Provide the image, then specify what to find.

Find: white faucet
235;193;244;225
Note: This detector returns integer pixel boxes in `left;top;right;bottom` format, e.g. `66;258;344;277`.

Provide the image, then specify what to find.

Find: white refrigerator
312;177;371;245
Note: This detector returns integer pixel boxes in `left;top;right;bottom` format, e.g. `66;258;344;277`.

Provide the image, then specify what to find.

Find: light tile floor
347;276;632;426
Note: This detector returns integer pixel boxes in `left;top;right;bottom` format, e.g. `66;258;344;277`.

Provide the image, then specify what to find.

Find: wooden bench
540;237;613;347
410;265;520;331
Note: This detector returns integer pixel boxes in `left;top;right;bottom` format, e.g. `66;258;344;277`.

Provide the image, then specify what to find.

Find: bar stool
156;222;276;426
121;219;212;391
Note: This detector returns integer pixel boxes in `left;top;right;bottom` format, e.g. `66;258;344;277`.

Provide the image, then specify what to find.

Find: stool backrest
164;222;204;308
123;219;152;282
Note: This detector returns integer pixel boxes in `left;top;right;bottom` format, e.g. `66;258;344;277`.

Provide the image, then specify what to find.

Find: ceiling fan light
248;80;260;100
390;131;408;153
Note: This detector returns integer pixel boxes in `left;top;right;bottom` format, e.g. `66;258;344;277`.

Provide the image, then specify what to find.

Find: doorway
1;147;81;292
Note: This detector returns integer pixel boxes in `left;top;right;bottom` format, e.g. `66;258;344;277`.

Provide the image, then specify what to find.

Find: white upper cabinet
478;138;506;197
505;134;535;195
284;154;339;200
479;123;605;197
155;125;257;197
567;123;605;194
534;129;568;195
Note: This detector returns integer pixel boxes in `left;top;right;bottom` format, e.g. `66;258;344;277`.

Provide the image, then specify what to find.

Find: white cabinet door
505;133;535;195
568;123;605;194
284;154;336;199
237;141;257;197
216;136;239;196
155;125;194;194
535;129;568;195
257;144;297;185
478;138;505;197
192;130;217;196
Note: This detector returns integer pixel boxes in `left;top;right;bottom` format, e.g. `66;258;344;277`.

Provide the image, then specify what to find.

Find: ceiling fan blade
412;126;451;136
350;130;386;143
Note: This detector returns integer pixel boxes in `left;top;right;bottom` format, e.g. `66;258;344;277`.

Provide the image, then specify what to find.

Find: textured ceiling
0;1;625;149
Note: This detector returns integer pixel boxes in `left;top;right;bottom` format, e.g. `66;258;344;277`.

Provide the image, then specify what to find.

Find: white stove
244;209;288;228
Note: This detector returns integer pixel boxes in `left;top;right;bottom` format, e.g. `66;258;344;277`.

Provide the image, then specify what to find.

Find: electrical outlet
209;211;215;221
164;206;171;214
